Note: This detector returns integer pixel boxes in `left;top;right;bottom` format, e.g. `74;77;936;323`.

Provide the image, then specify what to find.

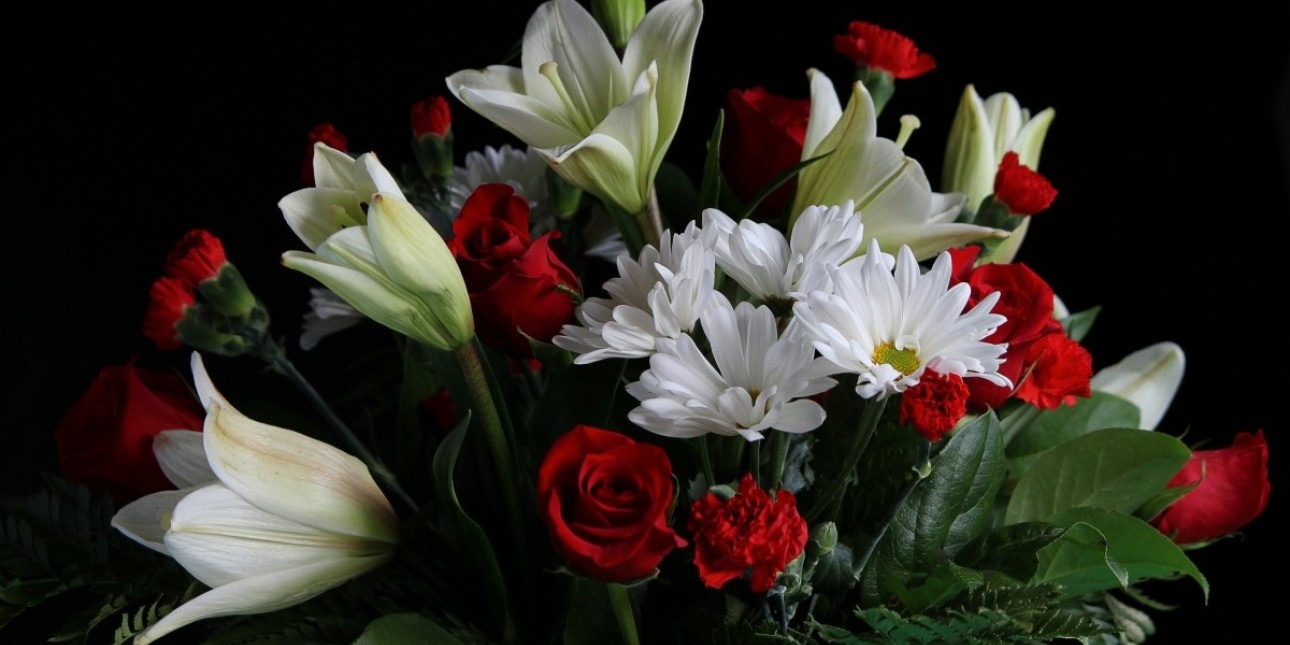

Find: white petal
202;401;399;543
279;187;363;251
523;0;626;119
1091;341;1185;430
134;554;390;645
310;142;357;190
190;352;232;414
541;132;644;213
153;430;216;488
802;68;843;158
455;83;584;148
621;0;702;149
110;488;198;555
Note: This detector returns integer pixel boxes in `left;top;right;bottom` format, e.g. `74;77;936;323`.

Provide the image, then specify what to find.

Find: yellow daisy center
873;342;920;376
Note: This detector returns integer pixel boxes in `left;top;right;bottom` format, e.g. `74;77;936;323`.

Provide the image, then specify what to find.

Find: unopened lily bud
592;0;645;49
1091;342;1185;431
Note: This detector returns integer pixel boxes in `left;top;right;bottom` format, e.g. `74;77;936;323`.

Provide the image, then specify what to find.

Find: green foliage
1004;393;1141;476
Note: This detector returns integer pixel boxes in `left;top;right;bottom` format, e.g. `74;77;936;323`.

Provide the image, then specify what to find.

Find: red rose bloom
164;229;228;287
54;360;206;502
143;275;195;350
1012;333;1093;409
301;122;349;186
411;95;452;139
451;184;580;358
833;21;936;79
688;473;808;593
993;151;1057;216
721;87;810;216
899;370;969;442
537;425;686;583
1154;430;1271;545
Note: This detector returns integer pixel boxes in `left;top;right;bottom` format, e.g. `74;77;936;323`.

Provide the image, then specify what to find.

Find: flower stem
768;430;789;490
749;440;762;487
698;436;716;491
606;582;641;645
805;396;888;523
637;185;664;249
453;339;526;541
258;336;418;511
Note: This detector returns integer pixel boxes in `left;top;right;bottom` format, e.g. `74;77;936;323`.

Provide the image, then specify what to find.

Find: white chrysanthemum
703;201;865;301
792;240;1010;399
553;223;715;363
626;300;834;441
448;144;553;227
299;288;365;351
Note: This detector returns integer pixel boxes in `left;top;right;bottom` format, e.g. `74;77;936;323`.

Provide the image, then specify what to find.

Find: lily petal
279;186;364;252
801;68;844;159
135;554;390;645
453;82;585;148
153;429;217;488
621;0;702;151
1091;341;1186;430
110;488;197;555
523;0;626;121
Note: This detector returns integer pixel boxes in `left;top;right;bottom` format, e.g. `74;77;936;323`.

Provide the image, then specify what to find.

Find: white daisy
703;200;865;302
626;299;835;441
552;223;715;363
792;240;1010;399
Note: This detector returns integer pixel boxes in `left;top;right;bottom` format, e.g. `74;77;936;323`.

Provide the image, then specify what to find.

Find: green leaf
1062;305;1101;342
1005;428;1189;524
352;612;466;645
527;358;628;459
430;416;516;644
860;413;1006;609
1033;507;1208;601
1005;392;1141;475
697;109;727;211
955;522;1064;583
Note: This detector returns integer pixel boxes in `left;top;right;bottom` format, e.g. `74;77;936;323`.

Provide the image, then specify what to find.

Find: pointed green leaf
1062;306;1101;342
1034;507;1208;601
955;521;1064;582
698;109;726;210
353;612;465;645
1006;428;1189;524
430;417;516;644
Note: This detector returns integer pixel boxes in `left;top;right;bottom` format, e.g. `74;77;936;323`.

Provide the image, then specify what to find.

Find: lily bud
592;0;645;49
1090;342;1185;430
112;354;399;645
282;192;474;351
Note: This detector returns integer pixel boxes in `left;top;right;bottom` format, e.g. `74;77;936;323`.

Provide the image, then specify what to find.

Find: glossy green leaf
352;613;465;645
1006;392;1141;475
1005;428;1189;524
1034;507;1208;601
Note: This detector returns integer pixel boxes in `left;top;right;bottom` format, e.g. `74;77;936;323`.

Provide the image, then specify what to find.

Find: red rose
720;87;810;217
1154;430;1270;545
536;425;686;583
53;360;206;502
687;473;808;593
451;184;580;357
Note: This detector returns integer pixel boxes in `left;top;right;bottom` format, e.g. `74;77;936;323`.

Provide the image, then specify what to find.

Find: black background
6;1;1287;641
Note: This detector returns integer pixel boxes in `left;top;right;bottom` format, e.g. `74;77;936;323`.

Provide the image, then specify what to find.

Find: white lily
282;192;474;351
278;143;404;252
1090;341;1186;430
152;429;216;488
791;69;1005;261
112;353;400;645
445;0;703;215
942;85;1055;263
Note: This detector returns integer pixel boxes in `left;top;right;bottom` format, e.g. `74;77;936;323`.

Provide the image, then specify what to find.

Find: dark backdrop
7;2;1287;641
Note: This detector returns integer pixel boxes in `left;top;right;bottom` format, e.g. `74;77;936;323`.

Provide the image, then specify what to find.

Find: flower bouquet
2;1;1275;644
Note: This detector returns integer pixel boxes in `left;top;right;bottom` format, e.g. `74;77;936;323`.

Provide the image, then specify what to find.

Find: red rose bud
54;360;205;501
688;473;808;593
899;370;969;442
833;21;936;79
143;276;195;350
410;95;452;139
993;151;1057;216
721;87;811;217
537;425;686;583
301;122;349;186
1154;430;1270;545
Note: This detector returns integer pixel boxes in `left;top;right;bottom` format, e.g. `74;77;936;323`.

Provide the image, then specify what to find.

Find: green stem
805;396;889;523
453;340;526;548
606;582;641;645
749;440;762;488
768;431;789;491
636;185;664;249
698;436;716;490
260;337;418;511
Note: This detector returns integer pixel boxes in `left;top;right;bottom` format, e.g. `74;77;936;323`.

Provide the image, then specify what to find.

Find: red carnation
1154;430;1270;545
721;87;811;216
164;229;228;287
411;95;452;139
688;473;808;593
301;122;349;186
1013;333;1093;409
143;276;194;350
899;370;969;442
993;151;1057;216
833;21;935;79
